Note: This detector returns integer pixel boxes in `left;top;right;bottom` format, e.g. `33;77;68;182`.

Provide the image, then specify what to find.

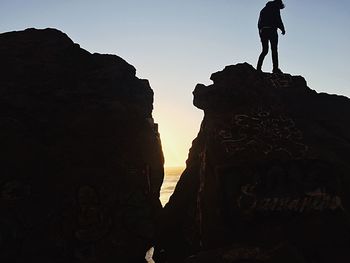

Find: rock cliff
0;28;164;262
160;63;350;263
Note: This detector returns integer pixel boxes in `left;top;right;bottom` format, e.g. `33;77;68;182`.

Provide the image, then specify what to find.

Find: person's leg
257;30;269;72
270;30;281;73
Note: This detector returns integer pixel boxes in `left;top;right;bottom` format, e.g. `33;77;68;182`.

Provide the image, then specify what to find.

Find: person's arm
276;9;286;34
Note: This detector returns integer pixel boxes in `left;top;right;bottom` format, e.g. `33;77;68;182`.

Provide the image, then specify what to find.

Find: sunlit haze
1;0;349;167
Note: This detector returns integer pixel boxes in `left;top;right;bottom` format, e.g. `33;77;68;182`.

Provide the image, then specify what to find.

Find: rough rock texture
0;28;164;263
160;63;350;262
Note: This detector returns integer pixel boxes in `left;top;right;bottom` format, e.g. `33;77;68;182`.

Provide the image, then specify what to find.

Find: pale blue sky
1;0;349;166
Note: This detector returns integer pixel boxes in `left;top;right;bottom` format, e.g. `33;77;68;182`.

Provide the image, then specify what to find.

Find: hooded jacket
258;1;285;32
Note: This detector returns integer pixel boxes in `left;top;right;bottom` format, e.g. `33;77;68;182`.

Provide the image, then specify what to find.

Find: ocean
145;167;183;262
160;166;184;206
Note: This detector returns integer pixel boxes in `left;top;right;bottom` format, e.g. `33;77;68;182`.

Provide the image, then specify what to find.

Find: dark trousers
257;28;279;71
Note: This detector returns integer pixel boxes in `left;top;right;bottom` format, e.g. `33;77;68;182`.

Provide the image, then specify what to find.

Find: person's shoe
272;68;283;74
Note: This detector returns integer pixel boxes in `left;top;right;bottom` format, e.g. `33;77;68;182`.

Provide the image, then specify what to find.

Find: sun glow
157;119;194;168
153;103;202;168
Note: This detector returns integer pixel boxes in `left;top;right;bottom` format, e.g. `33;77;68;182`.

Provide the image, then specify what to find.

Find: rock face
160;63;350;262
0;28;164;262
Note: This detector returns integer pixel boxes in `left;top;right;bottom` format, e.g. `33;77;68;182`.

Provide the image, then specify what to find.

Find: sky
1;0;349;167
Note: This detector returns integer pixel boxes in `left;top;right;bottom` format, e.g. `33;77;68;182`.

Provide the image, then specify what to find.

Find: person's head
274;0;285;9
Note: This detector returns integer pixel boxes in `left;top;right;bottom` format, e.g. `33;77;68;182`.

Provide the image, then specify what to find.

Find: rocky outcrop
0;28;164;262
160;63;350;262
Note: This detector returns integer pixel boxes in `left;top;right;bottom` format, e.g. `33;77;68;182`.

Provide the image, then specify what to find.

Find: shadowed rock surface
0;28;164;263
160;63;350;263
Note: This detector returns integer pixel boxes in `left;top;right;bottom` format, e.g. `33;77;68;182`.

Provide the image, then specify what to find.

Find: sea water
146;167;184;262
160;166;184;206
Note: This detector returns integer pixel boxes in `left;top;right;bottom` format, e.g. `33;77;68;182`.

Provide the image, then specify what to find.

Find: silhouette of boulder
160;63;350;262
0;28;164;262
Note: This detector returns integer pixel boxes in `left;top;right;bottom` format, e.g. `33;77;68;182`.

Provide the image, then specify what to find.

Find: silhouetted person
257;0;286;74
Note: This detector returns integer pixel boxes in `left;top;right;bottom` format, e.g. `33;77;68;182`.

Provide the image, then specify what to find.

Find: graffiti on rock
264;73;293;89
1;180;31;201
218;160;343;215
75;185;112;242
217;111;308;159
